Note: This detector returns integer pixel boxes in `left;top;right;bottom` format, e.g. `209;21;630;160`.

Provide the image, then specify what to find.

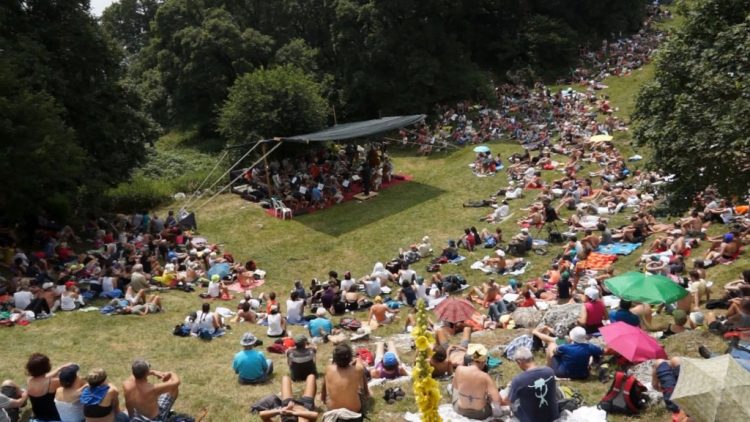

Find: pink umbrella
433;297;476;323
599;322;668;363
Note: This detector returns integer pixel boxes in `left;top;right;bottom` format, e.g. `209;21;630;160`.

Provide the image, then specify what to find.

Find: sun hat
570;326;587;343
240;332;258;347
584;287;600;300
383;352;398;367
673;309;688;326
316;307;327;317
467;343;488;362
689;311;705;326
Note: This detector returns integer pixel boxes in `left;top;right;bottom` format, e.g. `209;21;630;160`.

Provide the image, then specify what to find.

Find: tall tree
101;0;163;55
633;0;750;207
218;65;329;143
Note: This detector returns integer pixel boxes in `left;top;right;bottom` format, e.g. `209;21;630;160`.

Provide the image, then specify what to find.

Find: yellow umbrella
589;134;613;143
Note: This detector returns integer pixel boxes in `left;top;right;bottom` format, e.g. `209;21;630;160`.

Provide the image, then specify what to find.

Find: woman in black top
26;353;72;422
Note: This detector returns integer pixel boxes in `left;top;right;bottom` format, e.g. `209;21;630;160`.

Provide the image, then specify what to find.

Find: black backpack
598;371;647;415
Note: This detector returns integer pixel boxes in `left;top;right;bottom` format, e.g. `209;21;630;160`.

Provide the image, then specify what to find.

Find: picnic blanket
227;279;265;292
504;262;529;276
404;403;512;422
470;260;495;274
596;242;642;256
367;372;412;388
449;256;467;264
576;252;617;270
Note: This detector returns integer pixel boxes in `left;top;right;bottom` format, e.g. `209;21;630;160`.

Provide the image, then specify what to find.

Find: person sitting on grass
577;287;606;334
80;368;129;422
266;305;287;338
608;299;640;327
258;375;319;422
368;296;397;329
287;335;317;382
370;341;407;380
501;347;559;422
651;357;682;414
429;345;454;378
308;308;334;341
537;326;603;380
0;379;28;422
53;364;84;422
123;359;180;422
26;353;75;422
206;274;229;299
321;344;370;421
450;344;500;420
234;302;258;324
233;333;273;385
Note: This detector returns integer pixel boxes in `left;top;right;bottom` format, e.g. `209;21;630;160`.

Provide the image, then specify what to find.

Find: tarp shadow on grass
296;181;445;237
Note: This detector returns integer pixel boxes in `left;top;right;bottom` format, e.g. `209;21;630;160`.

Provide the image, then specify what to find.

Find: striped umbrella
433;297;476;323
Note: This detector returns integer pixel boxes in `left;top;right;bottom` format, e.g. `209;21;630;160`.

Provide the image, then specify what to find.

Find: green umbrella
604;271;688;305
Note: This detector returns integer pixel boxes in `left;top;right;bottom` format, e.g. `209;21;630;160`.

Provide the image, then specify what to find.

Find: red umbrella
599;322;668;363
433;297;476;323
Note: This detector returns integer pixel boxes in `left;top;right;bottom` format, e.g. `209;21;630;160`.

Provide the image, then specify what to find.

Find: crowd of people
3;5;750;422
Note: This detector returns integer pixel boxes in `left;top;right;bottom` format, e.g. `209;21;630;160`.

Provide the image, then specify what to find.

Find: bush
105;176;172;213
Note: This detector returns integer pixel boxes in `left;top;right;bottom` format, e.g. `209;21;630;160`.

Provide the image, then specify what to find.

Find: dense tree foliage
0;0;157;223
101;0;162;55
127;0;646;131
633;0;750;207
218;66;328;143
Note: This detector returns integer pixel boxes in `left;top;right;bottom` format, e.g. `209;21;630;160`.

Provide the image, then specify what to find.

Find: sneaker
698;345;712;359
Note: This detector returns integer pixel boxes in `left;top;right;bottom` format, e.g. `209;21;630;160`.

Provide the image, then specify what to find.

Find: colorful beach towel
597;242;642;256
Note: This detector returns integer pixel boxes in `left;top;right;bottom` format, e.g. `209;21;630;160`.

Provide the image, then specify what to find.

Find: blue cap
724;233;734;243
383;352;398;367
509;279;517;287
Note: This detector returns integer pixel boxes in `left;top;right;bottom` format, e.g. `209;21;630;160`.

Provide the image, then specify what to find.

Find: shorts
280;396;315;422
130;393;174;422
451;388;492;419
549;355;570;379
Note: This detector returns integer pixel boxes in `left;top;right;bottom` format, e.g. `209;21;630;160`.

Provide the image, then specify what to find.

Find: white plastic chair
271;198;293;220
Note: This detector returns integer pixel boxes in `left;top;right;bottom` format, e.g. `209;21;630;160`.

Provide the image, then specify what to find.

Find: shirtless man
123;360;180;422
368;296;396;329
321;344;369;421
680;210;703;237
451;344;500;419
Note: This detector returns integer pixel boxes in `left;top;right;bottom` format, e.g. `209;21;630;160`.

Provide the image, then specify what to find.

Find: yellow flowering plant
411;299;442;421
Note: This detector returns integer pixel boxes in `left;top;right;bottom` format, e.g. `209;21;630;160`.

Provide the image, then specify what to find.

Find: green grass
4;7;746;422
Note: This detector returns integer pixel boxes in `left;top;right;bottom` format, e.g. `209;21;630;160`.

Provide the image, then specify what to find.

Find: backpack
339;317;362;331
173;324;191;337
557;385;584;413
598;371;647;415
484;237;497;248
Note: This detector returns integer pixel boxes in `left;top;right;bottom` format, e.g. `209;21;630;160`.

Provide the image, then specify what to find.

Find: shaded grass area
297;181;446;237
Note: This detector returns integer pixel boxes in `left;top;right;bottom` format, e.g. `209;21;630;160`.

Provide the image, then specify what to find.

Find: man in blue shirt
546;326;602;379
308;308;334;339
503;347;559;422
233;332;273;384
609;300;641;327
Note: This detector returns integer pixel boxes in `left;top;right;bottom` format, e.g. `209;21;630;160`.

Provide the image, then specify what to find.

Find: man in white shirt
485;200;510;223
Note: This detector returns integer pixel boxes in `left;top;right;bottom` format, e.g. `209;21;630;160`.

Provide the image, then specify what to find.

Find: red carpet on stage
265;174;413;219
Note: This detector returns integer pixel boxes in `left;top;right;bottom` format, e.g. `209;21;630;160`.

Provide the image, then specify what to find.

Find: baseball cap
570;326;587;343
211;274;220;282
59;364;80;385
240;332;258;347
724;233;734;243
584;287;599;300
383;352;398;367
64;280;76;288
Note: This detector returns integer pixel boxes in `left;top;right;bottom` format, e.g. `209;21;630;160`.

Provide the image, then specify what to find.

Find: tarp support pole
262;142;274;198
